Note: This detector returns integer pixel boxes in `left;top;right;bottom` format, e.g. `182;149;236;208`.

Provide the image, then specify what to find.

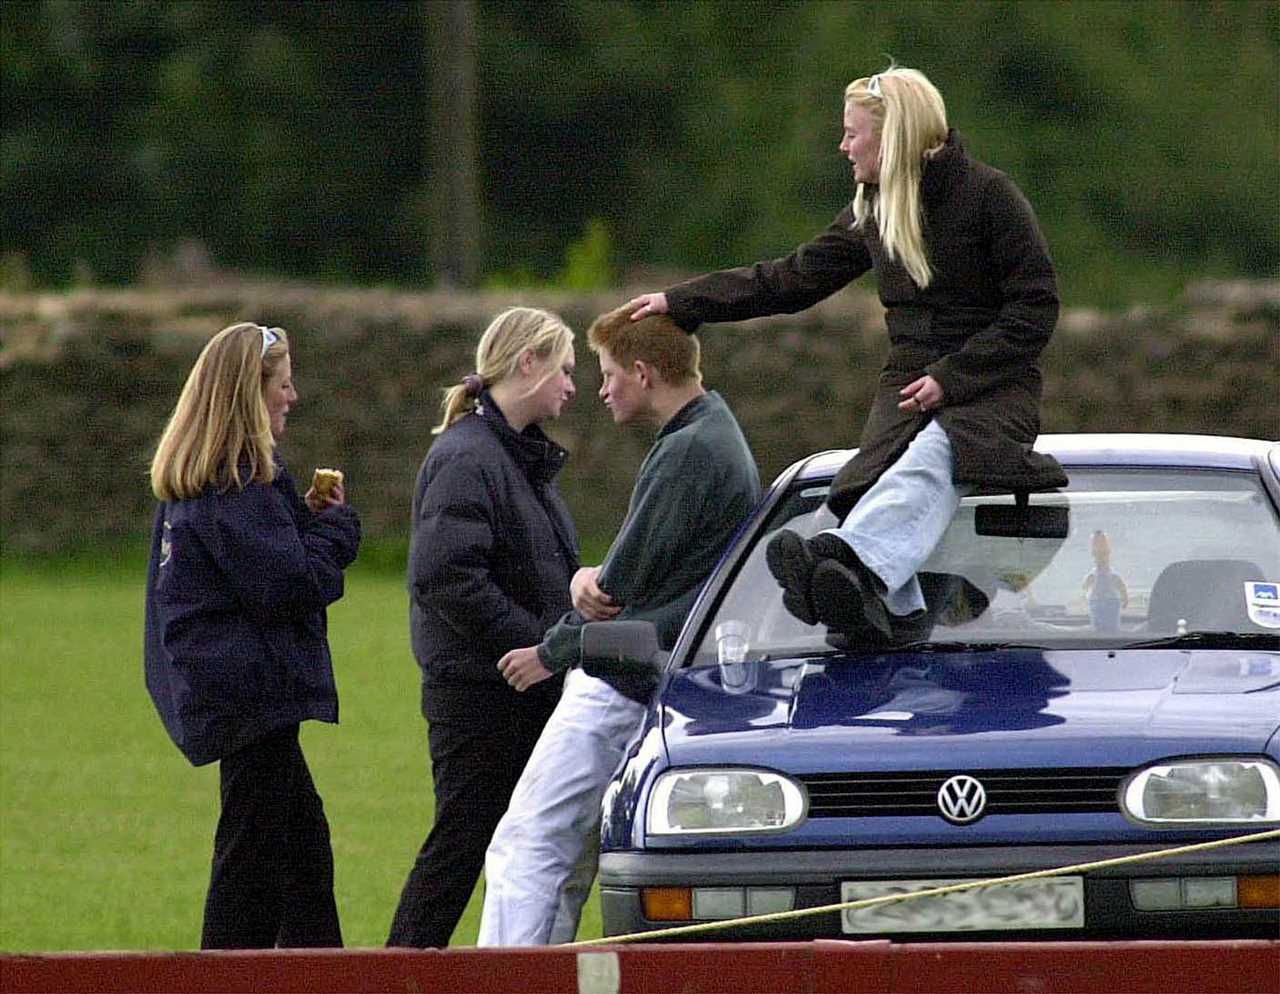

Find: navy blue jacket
408;393;578;719
144;461;361;766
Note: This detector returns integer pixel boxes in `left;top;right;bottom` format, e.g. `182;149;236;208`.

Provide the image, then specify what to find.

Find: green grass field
0;554;603;951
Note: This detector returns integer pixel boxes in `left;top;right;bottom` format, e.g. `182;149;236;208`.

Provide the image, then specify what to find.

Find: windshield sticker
1245;582;1280;629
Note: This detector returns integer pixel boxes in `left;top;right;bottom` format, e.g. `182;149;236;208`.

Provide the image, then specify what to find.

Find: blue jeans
824;420;973;617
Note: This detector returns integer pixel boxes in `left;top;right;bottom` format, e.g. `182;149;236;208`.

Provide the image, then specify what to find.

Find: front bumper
599;841;1280;941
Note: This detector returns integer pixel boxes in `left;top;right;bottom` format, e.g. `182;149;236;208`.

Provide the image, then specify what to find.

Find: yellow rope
567;827;1280;946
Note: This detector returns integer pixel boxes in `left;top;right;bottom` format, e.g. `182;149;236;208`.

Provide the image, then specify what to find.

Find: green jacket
539;390;760;701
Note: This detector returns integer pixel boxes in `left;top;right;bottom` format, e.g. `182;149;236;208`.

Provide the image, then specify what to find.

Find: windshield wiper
1120;631;1280;650
889;640;1050;652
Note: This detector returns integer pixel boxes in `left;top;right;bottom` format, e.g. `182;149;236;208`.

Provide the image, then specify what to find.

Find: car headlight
1122;757;1280;825
647;768;807;835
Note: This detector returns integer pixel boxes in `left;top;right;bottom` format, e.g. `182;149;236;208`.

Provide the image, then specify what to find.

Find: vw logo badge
937;774;987;824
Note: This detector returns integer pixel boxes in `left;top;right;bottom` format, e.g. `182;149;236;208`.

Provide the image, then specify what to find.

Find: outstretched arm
633;205;872;332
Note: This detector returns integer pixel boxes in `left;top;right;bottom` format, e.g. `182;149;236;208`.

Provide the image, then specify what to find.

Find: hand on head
625;292;669;321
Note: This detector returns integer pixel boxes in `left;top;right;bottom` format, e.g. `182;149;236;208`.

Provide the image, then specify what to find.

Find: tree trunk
426;0;480;287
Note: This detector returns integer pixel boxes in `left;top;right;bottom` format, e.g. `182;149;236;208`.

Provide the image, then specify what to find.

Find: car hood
659;649;1280;772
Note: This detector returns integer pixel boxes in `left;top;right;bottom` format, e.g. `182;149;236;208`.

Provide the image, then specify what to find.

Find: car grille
798;767;1129;818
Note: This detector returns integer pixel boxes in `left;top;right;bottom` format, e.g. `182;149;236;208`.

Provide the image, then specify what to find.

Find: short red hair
586;305;701;385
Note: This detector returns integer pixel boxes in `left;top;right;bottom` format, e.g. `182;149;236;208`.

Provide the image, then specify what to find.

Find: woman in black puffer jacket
387;306;581;948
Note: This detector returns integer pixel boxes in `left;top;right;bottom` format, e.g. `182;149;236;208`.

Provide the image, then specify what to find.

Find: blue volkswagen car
595;434;1280;941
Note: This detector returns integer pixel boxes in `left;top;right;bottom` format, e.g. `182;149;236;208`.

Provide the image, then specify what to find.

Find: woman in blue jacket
387;307;581;947
144;321;360;948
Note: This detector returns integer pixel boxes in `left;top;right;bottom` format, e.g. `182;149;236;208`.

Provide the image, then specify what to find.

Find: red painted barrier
2;940;1278;994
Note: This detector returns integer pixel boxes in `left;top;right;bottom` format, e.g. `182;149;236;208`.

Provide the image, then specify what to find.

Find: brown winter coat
664;130;1068;519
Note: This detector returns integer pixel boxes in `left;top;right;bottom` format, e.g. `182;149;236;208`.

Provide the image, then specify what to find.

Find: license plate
840;877;1085;934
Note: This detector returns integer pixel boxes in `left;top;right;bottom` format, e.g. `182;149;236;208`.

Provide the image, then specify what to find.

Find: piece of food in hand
312;467;344;498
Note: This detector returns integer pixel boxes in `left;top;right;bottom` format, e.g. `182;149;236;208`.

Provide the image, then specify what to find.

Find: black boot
765;529;821;625
807;533;865;571
809;546;894;641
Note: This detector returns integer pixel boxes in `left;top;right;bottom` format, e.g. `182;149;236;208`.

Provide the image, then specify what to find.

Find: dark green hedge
2;281;1276;556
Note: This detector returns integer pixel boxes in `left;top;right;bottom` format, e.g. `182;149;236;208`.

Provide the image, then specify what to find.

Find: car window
690;468;1280;665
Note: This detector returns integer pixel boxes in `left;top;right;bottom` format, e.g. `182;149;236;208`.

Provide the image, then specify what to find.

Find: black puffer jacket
665;130;1067;518
408;392;578;718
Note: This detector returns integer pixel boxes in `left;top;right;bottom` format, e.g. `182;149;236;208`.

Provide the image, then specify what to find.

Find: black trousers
201;724;342;949
387;685;557;947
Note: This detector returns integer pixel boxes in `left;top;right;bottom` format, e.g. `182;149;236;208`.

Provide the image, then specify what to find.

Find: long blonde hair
150;322;289;500
846;65;948;289
433;307;574;434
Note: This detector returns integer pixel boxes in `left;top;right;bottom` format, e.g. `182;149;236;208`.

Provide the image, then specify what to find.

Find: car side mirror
580;620;669;681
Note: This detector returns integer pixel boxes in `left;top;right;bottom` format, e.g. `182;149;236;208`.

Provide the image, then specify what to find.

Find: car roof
788;433;1279;482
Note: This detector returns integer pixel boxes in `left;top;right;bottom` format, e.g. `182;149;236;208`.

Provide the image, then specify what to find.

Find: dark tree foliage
2;0;1277;306
3;0;426;284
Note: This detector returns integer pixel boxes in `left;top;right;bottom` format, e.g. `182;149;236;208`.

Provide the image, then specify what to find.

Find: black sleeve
665;204;872;331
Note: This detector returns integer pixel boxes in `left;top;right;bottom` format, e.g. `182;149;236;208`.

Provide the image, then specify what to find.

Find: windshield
691;468;1280;664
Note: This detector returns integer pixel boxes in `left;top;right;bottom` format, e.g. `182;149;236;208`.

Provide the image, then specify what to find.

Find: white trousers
477;667;648;946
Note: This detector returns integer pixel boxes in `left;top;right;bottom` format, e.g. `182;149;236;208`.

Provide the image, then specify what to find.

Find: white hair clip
258;325;281;357
867;74;884;98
